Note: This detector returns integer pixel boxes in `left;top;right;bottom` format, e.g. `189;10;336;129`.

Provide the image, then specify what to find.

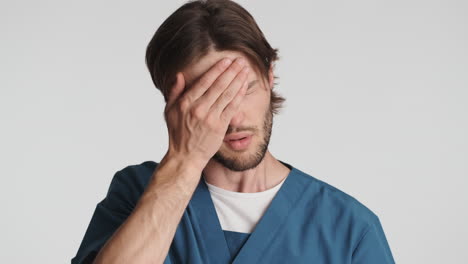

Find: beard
212;104;273;172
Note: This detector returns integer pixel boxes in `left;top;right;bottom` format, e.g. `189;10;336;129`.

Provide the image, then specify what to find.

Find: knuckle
209;103;220;115
198;76;211;89
191;105;204;119
222;89;234;100
179;97;191;111
206;116;220;130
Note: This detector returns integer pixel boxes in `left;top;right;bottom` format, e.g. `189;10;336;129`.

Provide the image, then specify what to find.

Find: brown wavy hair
145;0;285;115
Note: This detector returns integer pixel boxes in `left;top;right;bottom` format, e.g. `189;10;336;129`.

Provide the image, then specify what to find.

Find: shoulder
104;160;160;209
292;168;395;262
290;166;389;253
293;166;381;227
111;160;159;189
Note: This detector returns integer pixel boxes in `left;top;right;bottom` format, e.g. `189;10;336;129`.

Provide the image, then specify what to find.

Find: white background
1;0;467;263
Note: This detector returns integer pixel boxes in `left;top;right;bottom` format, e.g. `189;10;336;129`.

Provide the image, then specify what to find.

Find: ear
268;63;275;90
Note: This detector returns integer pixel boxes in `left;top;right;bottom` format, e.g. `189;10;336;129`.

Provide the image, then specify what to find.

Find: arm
72;57;249;263
93;154;201;264
95;57;249;263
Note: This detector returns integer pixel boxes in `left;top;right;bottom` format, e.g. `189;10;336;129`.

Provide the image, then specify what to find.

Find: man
72;0;395;263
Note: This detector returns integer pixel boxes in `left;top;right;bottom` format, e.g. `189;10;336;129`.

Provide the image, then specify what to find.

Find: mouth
229;136;247;141
224;132;252;142
223;134;253;151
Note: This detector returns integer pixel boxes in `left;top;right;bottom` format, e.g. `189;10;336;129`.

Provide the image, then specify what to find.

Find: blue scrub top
72;160;395;263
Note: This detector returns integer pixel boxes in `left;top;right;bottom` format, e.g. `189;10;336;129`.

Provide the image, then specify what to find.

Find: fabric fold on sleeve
71;170;136;264
352;215;395;264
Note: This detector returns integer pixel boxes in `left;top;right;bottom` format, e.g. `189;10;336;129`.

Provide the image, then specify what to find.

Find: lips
224;132;252;142
224;134;253;151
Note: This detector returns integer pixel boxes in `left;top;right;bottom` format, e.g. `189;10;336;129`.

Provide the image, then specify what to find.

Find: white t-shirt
204;176;287;234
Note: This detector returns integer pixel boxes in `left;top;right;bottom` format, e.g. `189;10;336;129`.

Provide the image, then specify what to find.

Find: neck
202;151;290;193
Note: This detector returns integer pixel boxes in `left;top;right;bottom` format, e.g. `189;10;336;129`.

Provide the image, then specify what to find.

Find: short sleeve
352;215;395;264
71;169;141;264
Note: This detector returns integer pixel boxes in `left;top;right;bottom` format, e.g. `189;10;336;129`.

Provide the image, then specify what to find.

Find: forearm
93;154;202;264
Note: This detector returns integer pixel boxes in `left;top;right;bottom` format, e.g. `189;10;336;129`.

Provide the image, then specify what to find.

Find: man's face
181;50;274;171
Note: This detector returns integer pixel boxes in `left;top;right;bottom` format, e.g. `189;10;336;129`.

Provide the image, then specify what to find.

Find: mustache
226;126;257;135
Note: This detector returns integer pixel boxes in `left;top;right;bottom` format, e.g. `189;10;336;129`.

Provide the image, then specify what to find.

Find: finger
166;72;185;109
183;58;233;103
210;66;249;116
220;80;248;124
196;57;247;111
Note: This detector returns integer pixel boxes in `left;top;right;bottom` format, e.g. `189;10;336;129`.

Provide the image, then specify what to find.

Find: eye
245;80;258;95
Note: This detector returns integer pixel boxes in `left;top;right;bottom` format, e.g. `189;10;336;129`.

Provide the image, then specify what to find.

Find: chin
213;140;268;172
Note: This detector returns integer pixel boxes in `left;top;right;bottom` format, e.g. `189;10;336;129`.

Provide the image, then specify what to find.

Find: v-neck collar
189;160;312;264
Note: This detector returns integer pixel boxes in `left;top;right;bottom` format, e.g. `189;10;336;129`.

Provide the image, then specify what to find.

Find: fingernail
237;58;246;66
222;58;232;67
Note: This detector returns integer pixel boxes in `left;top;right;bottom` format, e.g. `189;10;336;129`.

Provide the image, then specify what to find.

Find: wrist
162;150;207;173
143;152;203;200
155;151;205;186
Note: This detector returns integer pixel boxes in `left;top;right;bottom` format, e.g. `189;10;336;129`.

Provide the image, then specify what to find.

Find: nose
228;109;245;127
